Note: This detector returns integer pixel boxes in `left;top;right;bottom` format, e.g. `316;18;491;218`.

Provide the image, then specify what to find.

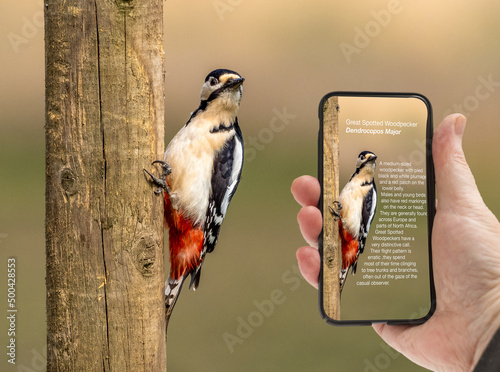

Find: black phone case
318;91;436;326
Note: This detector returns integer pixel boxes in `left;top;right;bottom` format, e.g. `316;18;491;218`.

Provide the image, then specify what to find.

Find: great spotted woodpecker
330;151;377;293
145;69;244;322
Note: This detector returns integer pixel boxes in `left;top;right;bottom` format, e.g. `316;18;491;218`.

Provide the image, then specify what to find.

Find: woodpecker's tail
165;275;187;326
339;267;349;294
339;260;359;294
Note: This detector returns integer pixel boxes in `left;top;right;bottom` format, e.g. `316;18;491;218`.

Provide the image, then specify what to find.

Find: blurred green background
1;0;500;371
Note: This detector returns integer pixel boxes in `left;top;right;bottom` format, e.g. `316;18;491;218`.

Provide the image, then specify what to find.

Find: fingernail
455;115;466;137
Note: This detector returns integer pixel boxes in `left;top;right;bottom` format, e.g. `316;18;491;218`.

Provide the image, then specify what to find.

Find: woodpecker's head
200;69;244;110
355;151;377;173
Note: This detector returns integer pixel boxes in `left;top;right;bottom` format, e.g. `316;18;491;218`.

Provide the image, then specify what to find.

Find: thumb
432;114;482;212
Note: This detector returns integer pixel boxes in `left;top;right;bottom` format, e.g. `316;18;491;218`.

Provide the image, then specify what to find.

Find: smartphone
318;92;436;325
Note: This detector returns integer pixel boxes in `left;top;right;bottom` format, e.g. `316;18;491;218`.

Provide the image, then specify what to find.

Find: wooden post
45;0;166;370
322;96;341;320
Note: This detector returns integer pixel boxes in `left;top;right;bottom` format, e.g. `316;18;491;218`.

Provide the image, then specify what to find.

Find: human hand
291;114;500;371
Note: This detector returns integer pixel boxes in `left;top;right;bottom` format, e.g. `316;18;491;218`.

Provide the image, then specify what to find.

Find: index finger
291;175;321;207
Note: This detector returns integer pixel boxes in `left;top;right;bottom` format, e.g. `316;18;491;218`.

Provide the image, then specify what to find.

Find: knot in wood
116;0;134;12
60;168;77;195
134;234;157;277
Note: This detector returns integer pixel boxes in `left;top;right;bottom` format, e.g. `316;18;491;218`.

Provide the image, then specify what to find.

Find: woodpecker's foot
329;201;343;221
143;160;172;195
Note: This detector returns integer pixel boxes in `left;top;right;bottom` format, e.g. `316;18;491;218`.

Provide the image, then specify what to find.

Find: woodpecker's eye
360;154;365;160
209;77;218;87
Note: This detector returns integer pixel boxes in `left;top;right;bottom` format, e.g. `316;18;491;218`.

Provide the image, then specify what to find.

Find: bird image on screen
144;69;244;325
330;151;378;294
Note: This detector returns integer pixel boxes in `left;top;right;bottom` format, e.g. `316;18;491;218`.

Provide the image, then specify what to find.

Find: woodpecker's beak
369;155;377;162
224;77;245;90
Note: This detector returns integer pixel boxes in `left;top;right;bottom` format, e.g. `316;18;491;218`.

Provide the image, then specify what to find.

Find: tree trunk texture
45;0;166;370
322;96;341;320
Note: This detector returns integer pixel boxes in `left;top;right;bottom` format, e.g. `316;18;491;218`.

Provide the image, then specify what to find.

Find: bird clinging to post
144;69;245;325
330;151;378;293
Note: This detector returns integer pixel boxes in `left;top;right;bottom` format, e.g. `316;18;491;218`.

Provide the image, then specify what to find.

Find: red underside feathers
164;191;204;281
338;219;359;271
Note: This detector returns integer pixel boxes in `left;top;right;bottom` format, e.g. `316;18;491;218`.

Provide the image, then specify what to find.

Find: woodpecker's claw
143;161;172;195
143;169;165;194
152;160;172;177
329;201;343;221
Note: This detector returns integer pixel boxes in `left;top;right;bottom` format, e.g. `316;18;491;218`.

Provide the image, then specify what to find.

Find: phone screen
319;92;435;324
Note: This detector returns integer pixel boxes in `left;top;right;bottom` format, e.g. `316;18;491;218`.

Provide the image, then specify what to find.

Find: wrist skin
471;296;500;370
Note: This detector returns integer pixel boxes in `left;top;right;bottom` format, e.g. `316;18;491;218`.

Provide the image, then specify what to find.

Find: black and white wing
358;181;377;255
189;123;244;289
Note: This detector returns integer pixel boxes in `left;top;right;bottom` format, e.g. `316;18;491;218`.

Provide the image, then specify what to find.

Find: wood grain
322;96;341;320
45;0;166;370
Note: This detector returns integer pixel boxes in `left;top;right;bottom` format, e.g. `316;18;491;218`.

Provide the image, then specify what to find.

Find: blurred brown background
1;0;500;371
